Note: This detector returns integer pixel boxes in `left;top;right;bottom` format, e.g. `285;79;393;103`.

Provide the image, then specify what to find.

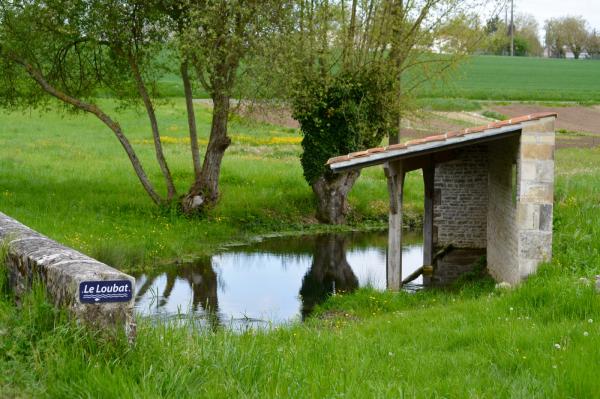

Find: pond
133;230;424;329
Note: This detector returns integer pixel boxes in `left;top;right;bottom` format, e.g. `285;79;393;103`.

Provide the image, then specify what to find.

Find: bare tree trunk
181;60;202;180
128;53;177;200
181;93;231;213
311;171;360;224
9;53;163;205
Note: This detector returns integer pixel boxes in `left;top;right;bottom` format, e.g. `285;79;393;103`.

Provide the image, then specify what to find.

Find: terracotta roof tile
367;147;386;154
326;112;557;166
387;143;407;150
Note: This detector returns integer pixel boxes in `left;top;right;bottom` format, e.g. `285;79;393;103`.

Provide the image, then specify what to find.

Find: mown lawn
1;117;600;397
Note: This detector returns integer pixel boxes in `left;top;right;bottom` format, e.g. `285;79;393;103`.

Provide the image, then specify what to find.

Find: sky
509;0;600;37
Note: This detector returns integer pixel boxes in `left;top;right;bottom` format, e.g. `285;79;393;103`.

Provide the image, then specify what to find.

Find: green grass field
420;55;600;103
2;54;600;397
1;146;600;397
154;55;600;104
0;100;424;268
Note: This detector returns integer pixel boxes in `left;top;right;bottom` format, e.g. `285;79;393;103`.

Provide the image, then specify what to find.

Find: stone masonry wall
516;117;555;280
487;136;520;283
486;117;555;284
434;145;489;248
0;212;136;339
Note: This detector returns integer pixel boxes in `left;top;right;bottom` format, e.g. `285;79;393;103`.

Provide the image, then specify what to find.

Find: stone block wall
434;145;489;248
486;117;555;284
516;117;555;280
487;136;520;283
0;212;136;340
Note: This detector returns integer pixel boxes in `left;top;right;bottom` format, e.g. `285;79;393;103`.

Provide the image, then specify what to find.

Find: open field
156;55;600;104
2;144;600;397
420;55;600;103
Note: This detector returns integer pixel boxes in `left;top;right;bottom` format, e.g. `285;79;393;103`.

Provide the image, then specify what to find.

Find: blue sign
79;280;133;304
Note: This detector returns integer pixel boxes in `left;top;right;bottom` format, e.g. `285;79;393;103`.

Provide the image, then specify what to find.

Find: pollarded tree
285;0;501;224
292;68;396;223
0;0;286;214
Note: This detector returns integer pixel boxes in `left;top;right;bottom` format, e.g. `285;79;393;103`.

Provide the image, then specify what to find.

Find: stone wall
434;145;489;248
486;117;555;284
0;212;136;339
487;136;520;283
516;117;555;280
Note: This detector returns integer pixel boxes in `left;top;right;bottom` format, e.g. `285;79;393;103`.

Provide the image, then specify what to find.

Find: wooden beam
423;160;435;269
385;161;404;291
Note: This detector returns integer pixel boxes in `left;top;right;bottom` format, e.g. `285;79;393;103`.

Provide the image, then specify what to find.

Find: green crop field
156;55;600;105
420;55;600;103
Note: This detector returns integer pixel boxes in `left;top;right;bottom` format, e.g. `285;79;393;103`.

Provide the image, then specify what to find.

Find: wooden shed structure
327;113;557;289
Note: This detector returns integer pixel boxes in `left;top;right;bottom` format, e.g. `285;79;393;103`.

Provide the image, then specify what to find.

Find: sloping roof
327;112;557;172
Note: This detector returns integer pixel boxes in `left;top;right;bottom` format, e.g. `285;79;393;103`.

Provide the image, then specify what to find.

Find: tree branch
5;51;164;206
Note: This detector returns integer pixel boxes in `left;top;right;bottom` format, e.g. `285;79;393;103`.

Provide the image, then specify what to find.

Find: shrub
291;69;395;185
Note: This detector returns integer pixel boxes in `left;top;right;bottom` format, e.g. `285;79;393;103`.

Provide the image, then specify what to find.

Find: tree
514;13;543;56
588;29;600;58
283;0;501;223
481;13;542;56
562;16;589;59
0;0;284;214
292;69;395;223
545;16;589;59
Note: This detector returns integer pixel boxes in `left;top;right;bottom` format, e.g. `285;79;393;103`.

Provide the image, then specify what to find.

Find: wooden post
385;161;404;291
423;162;435;269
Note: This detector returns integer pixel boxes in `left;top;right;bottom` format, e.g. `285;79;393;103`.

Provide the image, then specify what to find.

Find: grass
481;110;508;120
0;99;424;268
420;55;600;103
2;71;600;395
154;55;600;107
1;138;600;396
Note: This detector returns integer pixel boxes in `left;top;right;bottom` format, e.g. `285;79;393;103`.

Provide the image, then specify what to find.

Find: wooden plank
423;161;435;268
385;161;404;291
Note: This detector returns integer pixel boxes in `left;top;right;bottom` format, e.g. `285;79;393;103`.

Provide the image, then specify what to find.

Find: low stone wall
0;212;136;339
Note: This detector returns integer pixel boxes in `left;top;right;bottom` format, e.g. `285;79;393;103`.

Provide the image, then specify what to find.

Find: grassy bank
1;145;600;397
0;99;424;268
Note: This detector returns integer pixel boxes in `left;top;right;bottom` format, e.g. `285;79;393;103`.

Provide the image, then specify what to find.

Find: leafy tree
282;0;500;224
0;0;285;214
545;16;589;59
562;16;589;59
292;69;395;223
481;13;542;56
588;29;600;58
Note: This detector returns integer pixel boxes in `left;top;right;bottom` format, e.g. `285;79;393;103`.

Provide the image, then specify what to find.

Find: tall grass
1;147;600;397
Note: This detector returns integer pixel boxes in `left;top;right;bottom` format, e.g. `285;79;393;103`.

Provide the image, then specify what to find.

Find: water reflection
299;234;358;319
133;230;423;328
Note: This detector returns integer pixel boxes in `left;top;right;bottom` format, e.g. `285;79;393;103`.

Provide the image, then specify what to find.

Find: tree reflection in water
299;234;359;319
134;257;220;329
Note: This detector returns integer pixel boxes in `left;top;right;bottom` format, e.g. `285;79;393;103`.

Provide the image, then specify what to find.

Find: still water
133;230;423;329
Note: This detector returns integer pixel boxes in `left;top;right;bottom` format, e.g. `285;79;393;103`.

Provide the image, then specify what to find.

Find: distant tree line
545;16;600;59
472;14;600;59
477;13;543;57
